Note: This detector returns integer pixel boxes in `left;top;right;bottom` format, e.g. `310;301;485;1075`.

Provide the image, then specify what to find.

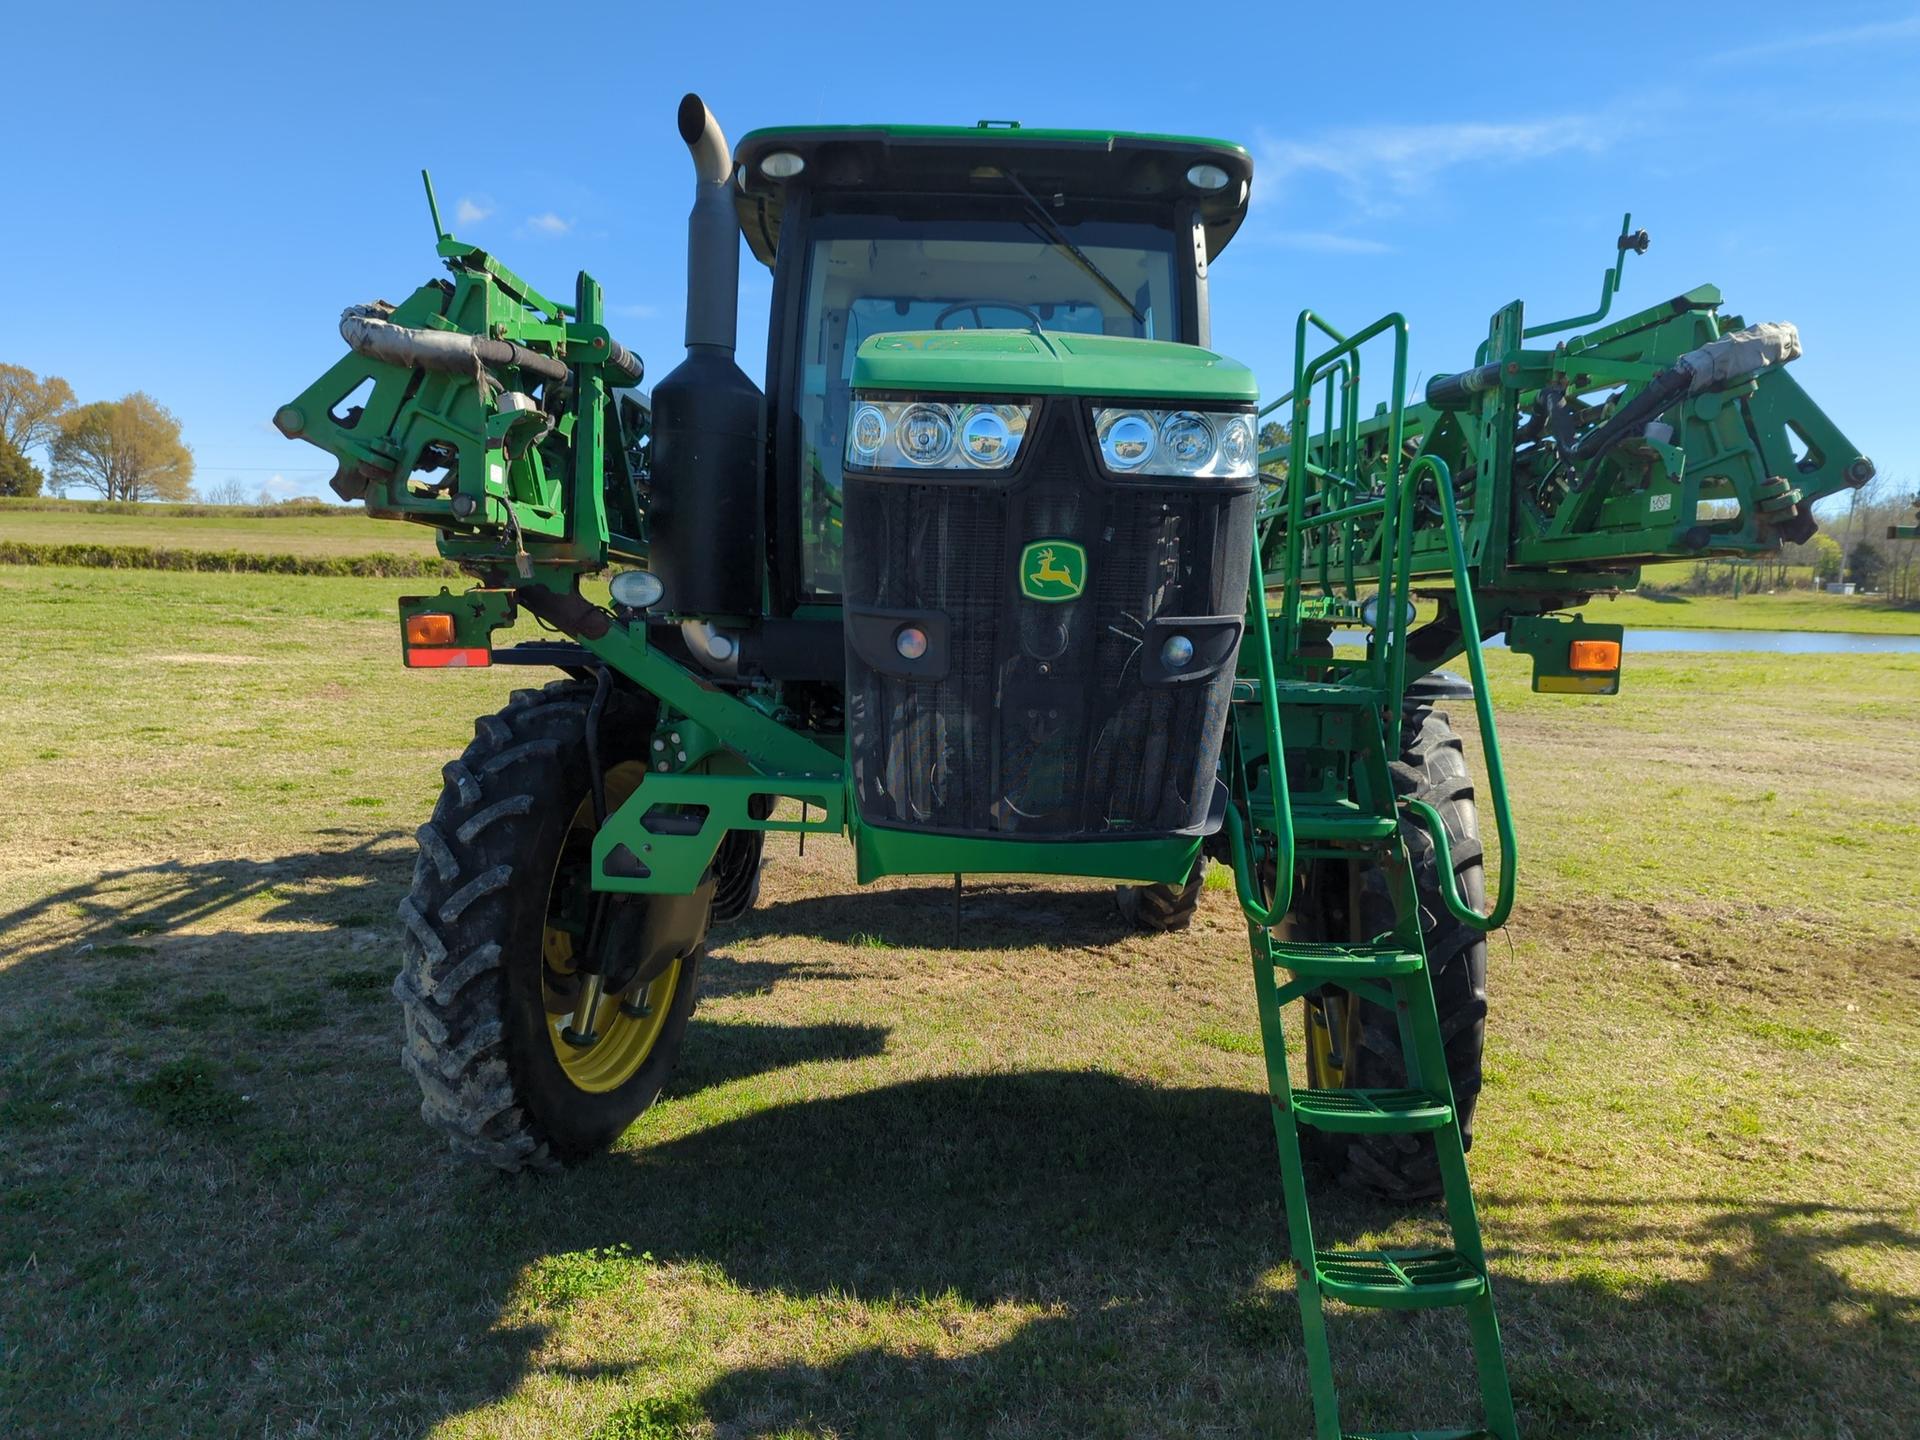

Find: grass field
0;500;441;559
1;566;1915;1439
1592;587;1920;635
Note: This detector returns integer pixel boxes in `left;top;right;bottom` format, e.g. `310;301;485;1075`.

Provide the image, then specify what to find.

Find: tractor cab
617;116;1262;857
731;122;1254;603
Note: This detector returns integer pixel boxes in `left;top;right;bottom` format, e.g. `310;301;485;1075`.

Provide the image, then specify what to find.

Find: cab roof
731;122;1253;270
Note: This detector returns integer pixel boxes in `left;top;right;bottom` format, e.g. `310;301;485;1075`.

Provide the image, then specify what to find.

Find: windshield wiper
1001;168;1148;330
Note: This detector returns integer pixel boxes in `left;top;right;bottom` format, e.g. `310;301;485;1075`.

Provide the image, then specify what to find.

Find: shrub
0;540;462;578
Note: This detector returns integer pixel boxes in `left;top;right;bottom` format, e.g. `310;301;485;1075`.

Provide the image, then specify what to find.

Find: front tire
394;680;705;1171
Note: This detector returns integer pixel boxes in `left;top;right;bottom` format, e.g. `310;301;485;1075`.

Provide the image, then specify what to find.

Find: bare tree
200;477;249;506
0;364;76;461
51;393;194;502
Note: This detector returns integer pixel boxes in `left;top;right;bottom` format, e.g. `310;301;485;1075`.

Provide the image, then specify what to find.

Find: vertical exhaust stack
648;92;764;622
679;93;739;358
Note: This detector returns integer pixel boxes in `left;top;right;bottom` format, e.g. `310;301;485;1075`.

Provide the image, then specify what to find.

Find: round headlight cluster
844;399;1030;471
1093;408;1257;479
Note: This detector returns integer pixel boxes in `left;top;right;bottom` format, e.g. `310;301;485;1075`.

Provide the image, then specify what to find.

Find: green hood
850;329;1257;405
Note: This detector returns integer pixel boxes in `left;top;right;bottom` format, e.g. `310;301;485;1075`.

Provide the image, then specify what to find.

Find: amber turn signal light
404;613;456;646
1568;638;1621;672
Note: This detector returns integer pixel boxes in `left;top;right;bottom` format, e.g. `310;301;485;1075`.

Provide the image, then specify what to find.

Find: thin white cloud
1712;14;1920;65
611;302;661;320
454;196;493;225
1257;115;1607;219
1256;230;1394;255
524;212;572;236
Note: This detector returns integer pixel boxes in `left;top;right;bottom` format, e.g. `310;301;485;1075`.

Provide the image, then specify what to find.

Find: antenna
421;169;448;242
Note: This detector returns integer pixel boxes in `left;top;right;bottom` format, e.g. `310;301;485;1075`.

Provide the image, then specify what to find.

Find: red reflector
405;646;491;668
404;613;456;645
1569;639;1622;672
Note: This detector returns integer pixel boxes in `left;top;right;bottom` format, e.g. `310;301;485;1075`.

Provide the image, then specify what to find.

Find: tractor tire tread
395;679;657;1175
1115;860;1209;933
1323;703;1491;1202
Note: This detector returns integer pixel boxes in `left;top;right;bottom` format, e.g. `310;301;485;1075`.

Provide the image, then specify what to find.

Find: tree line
1;364;194;502
1825;473;1920;602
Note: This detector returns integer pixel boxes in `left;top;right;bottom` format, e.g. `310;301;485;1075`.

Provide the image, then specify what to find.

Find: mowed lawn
1593;585;1920;635
0;565;1914;1440
0;502;442;559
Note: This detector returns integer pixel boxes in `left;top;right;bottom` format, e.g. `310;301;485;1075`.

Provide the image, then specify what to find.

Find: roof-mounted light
761;151;805;179
1186;163;1231;191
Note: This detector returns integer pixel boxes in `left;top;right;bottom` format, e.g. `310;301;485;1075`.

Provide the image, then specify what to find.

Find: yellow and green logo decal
1020;539;1087;602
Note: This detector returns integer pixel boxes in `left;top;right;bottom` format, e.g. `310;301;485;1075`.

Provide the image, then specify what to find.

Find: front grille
843;401;1253;840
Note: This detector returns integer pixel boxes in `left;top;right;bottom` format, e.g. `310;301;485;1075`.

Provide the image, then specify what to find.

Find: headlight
845;399;1030;470
897;404;954;465
1098;411;1156;470
1093;407;1256;479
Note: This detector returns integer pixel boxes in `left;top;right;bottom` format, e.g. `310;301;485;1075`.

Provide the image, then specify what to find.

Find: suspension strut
561;666;615;1048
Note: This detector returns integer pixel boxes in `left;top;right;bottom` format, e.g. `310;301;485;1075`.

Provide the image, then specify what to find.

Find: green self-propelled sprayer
277;94;1873;1439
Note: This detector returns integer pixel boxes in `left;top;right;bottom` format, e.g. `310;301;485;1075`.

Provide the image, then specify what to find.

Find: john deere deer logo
1019;539;1087;602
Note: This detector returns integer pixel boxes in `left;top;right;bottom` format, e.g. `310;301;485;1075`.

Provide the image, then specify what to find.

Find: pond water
1330;628;1920;655
1602;628;1920;654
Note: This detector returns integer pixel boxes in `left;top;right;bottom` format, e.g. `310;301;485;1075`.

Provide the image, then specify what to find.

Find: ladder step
1346;1430;1496;1439
1234;678;1386;708
1270;940;1423;979
1272;680;1385;707
1315;1248;1486;1310
1292;1086;1452;1134
1292;801;1398;840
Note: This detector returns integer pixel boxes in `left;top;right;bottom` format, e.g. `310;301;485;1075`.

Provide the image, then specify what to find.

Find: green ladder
1226;310;1520;1439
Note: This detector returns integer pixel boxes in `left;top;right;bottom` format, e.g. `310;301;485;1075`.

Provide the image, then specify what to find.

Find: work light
609;569;666;611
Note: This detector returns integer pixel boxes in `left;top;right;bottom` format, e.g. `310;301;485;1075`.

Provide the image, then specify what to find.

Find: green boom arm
1255;223;1876;674
274;184;644;592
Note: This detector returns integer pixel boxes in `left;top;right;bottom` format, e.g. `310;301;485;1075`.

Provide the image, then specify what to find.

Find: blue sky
6;2;1917;504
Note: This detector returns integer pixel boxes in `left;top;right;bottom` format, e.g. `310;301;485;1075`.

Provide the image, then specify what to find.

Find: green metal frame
1255;227;1873;692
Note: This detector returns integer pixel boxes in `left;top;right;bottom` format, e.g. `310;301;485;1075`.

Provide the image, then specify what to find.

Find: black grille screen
843;402;1254;839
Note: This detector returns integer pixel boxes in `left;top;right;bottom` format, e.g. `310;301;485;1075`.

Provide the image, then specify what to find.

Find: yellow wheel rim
542;762;679;1094
1304;990;1356;1089
549;958;681;1093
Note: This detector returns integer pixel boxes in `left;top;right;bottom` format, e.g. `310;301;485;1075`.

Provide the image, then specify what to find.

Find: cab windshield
791;210;1181;593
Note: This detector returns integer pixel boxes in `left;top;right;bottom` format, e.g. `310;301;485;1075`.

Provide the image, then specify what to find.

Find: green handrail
1291;312;1409;724
1401;453;1517;931
1227;523;1295;928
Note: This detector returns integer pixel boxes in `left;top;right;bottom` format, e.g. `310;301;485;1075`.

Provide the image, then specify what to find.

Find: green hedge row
0;497;354;519
0;541;462;578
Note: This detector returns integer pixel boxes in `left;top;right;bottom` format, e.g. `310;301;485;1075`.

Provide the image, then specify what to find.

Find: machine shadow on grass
0;828;416;963
737;879;1138;952
442;1070;1917;1439
6;858;1911;1437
